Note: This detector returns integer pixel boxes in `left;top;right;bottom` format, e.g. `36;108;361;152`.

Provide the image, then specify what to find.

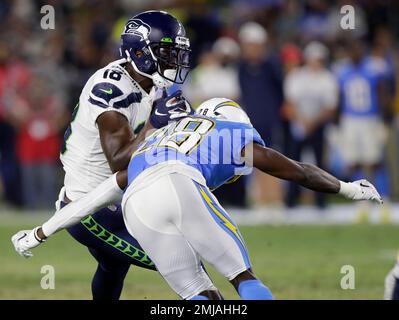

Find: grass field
1;214;398;300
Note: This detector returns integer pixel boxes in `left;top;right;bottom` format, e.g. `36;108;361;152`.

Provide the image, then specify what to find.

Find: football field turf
1;214;398;300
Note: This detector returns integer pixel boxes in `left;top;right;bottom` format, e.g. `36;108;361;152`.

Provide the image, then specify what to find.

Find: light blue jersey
127;115;265;190
336;57;390;117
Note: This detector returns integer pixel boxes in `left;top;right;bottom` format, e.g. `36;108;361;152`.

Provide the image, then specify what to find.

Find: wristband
33;227;46;243
338;181;357;199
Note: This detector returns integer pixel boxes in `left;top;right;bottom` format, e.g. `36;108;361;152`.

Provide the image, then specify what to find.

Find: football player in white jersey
12;10;192;300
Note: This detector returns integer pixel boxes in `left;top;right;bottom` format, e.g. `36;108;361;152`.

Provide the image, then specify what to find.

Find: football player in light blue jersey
127;105;265;191
118;98;382;300
13;97;382;300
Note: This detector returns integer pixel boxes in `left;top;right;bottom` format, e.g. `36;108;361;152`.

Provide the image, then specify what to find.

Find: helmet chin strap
124;50;174;90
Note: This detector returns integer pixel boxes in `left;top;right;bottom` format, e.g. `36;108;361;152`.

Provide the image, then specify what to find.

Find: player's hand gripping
339;179;383;204
11;227;45;258
150;90;193;128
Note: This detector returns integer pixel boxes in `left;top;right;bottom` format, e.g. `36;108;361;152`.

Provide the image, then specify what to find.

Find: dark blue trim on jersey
88;96;108;108
113;92;142;109
91;82;124;103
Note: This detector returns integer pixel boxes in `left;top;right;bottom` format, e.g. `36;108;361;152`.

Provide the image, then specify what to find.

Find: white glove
11;226;45;258
339;179;383;204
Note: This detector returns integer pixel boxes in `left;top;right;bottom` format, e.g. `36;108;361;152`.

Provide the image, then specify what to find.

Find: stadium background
1;0;399;299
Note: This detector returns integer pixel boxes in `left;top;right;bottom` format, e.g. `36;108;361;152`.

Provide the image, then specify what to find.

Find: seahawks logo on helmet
123;19;151;41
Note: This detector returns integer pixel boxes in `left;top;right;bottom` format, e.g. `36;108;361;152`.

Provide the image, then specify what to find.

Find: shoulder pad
89;67;143;109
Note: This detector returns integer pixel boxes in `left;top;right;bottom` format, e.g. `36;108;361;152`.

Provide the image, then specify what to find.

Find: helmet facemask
124;36;191;89
149;37;191;88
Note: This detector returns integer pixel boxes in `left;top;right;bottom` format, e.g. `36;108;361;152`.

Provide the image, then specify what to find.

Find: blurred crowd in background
0;0;399;211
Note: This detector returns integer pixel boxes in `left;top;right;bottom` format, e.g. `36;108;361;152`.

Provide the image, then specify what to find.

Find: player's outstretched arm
11;170;127;258
11;116;153;259
97;111;139;173
245;143;383;203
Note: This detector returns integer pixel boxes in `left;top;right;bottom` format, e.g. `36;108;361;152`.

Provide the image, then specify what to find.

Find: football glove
150;90;193;128
11;226;45;258
339;179;383;204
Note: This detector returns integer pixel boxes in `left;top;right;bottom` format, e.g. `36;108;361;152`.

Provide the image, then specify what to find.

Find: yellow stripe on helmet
215;100;241;110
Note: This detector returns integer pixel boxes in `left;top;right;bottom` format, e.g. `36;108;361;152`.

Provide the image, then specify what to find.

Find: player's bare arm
245;143;382;203
35;119;156;241
115;121;157;189
97;111;137;173
13;121;150;253
248;143;340;193
97;89;191;174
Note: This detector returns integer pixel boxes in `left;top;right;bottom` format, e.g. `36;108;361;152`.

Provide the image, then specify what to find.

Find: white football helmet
196;98;251;125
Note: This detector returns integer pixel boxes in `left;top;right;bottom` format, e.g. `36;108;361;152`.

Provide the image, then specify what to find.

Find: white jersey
60;59;154;201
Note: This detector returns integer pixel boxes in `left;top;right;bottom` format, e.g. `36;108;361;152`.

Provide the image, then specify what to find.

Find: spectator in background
335;40;393;219
280;42;301;183
283;41;338;208
183;4;222;67
371;27;397;98
8;75;68;209
0;41;31;206
280;43;302;74
275;0;302;45
299;0;330;42
184;37;240;106
238;21;284;206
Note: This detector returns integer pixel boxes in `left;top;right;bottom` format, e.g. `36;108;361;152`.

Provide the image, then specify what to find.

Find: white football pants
122;172;251;299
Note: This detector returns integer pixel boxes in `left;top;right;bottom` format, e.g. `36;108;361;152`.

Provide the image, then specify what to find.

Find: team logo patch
123;18;151;41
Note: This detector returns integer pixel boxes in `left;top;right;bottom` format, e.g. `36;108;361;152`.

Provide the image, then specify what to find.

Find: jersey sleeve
229;123;265;175
87;69;143;126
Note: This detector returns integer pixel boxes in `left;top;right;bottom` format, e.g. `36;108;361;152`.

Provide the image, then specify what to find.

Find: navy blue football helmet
120;10;191;89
